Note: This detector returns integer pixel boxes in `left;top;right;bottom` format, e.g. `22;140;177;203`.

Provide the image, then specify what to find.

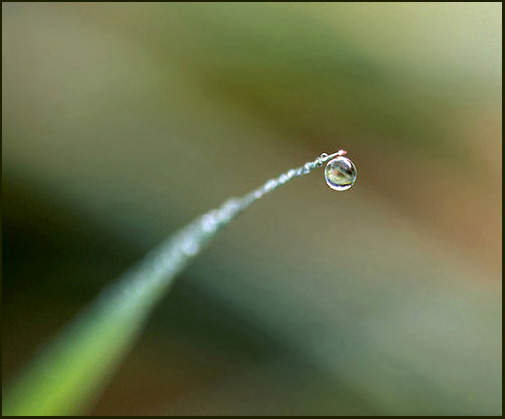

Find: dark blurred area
2;3;502;415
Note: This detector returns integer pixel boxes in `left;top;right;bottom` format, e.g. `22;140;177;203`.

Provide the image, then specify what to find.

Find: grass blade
2;151;346;416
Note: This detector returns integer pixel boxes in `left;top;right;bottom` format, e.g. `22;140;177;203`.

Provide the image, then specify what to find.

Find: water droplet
324;156;356;191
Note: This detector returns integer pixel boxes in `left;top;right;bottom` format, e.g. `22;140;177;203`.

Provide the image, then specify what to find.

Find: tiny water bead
324;156;357;191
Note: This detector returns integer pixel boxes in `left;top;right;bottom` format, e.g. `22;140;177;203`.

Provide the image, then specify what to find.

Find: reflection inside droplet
324;156;357;191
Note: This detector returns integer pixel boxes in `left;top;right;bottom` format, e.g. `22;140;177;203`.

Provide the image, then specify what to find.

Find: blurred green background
2;2;502;416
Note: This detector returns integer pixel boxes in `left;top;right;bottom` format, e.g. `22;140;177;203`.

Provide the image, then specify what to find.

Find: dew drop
324;156;356;191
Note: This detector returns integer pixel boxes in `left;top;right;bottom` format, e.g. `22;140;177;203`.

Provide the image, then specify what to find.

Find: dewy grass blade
2;151;355;416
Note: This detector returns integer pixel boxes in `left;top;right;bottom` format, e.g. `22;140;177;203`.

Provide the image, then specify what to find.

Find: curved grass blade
2;151;347;416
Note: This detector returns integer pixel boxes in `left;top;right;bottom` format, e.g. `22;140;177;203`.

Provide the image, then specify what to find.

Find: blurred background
2;2;502;416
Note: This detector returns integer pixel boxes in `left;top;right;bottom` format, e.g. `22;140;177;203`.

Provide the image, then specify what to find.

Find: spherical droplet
324;156;357;191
